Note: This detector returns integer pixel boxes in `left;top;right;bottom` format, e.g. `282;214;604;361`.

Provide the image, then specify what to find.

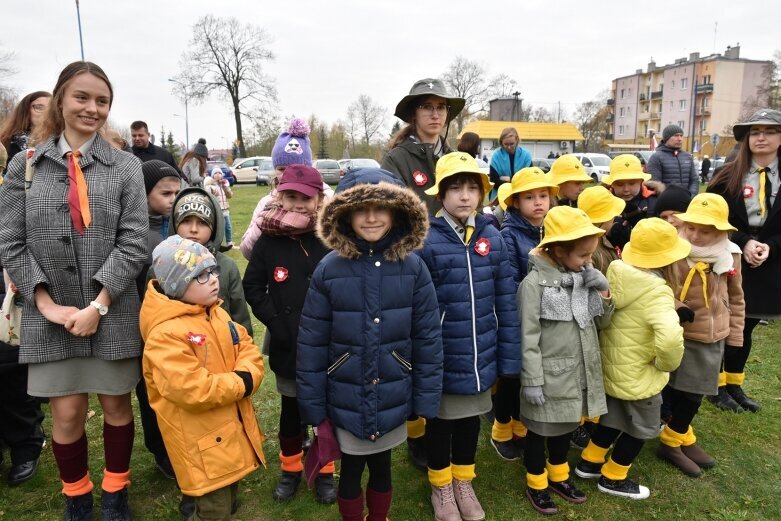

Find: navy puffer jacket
417;214;521;395
500;208;542;286
297;169;443;441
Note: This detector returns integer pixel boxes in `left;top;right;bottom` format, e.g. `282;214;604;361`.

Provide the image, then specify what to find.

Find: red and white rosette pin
273;267;289;283
742;185;754;198
412;170;428;186
475;238;491;256
187;332;206;347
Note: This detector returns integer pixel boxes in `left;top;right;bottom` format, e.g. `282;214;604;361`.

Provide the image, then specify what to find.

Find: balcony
650;112;661;119
607;98;615;106
697;107;711;116
696;83;714;93
605;133;614;140
606;114;615;123
639;93;647;101
638;112;650;120
650;90;663;99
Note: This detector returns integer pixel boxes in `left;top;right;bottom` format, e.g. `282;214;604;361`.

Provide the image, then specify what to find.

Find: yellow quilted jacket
599;260;684;400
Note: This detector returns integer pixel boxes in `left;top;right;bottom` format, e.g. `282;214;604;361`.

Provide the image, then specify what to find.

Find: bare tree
574;90;611;152
486;73;519;99
347;94;386;146
442;57;490;134
0;44;16;120
176;15;276;157
529;106;556;123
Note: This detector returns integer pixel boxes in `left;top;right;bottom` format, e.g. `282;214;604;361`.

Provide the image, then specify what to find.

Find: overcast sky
2;0;777;152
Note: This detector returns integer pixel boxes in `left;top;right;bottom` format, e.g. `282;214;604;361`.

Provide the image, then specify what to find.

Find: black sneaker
574;459;602;479
525;487;557;515
407;437;427;470
272;471;302;502
726;385;761;412
314;474;337;504
101;487;131;520
706;387;744;412
549;478;587;504
490;438;521;461
64;492;93;521
597;476;650;500
570;425;591;449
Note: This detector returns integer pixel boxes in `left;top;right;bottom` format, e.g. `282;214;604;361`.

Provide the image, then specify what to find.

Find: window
671;80;675;89
627;106;632;116
699;119;707;132
681;78;689;89
620;89;625;99
643;104;649;113
628;88;632;96
702;74;711;84
679;100;687;111
702;96;709;108
670;101;674;110
618;125;625;136
619;107;625;117
677;120;685;131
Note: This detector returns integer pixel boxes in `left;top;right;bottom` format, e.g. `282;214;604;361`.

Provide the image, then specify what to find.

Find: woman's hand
40;303;81;326
64;306;101;337
743;239;768;267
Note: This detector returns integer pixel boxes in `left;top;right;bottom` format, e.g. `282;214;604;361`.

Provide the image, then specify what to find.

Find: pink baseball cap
277;164;323;197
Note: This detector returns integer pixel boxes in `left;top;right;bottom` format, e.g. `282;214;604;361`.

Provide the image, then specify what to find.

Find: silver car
255;159;275;186
313;159;342;185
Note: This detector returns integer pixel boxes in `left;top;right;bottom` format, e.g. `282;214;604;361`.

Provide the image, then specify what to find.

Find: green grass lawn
1;183;780;520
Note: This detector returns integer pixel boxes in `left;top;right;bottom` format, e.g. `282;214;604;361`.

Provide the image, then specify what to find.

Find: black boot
406;437;427;470
64;492;93;521
302;426;312;454
101;487;131;521
272;471;302;502
726;385;761;412
314;474;337;504
706;387;744;412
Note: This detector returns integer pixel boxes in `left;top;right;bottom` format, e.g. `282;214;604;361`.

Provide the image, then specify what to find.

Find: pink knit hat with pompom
272;118;312;167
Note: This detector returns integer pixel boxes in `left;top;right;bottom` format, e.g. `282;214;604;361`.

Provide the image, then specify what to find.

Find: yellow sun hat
603;154;651;186
675;193;736;231
577;186;626;224
621;217;691;269
503;166;559;208
549;154;593;185
496;182;513;211
425;151;493;196
538;206;605;248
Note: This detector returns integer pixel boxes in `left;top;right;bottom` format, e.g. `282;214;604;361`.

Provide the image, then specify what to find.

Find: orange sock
102;469;131;493
62;472;94;497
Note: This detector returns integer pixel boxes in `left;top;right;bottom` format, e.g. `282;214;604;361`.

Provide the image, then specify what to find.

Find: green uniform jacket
518;254;612;423
381;138;447;215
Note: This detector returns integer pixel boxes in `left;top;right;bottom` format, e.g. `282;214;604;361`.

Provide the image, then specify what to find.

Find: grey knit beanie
662;124;684;143
152;235;217;299
193;138;209;158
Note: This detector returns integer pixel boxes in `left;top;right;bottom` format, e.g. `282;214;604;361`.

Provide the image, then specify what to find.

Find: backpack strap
228;321;240;346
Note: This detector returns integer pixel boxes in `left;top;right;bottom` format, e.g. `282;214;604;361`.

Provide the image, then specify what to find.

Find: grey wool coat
0;134;148;364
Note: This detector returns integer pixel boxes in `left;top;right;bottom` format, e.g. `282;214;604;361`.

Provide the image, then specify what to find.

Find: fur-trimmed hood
317;169;429;261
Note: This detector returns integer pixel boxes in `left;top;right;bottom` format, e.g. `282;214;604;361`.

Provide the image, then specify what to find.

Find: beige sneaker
431;483;461;521
453;479;485;521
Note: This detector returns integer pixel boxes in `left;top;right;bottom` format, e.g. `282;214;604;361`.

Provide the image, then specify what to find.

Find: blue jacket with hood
500;208;542;286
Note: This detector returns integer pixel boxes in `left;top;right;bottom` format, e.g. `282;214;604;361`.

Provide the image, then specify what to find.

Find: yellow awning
459;121;585;141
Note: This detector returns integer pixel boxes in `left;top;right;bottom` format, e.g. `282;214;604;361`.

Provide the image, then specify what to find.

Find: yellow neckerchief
757;166;769;218
679;261;710;309
437;209;477;245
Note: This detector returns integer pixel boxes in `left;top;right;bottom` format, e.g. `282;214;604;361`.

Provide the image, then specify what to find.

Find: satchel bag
0;288;22;346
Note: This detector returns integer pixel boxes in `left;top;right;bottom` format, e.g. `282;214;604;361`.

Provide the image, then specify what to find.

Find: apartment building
607;46;772;156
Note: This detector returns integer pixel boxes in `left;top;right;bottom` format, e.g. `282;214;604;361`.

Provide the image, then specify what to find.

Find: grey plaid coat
0;134;148;363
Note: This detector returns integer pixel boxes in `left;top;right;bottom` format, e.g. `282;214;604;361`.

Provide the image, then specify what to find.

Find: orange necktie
66;151;91;234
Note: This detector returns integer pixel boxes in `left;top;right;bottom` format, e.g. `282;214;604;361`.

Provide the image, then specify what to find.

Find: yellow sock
546;461;569;483
526;469;548;490
718;372;726;387
452;464;476;482
428;465;452;487
581;441;609;464
407;417;426;439
725;372;745;385
511;419;528;438
492;420;513;442
601;458;630;481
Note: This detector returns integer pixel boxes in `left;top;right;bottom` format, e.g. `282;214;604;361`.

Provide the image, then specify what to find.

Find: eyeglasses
749;128;780;137
195;266;220;284
31;104;48;113
418;103;448;116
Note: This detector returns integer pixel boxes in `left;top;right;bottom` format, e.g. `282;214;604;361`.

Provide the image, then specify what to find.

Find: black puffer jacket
647;144;698;195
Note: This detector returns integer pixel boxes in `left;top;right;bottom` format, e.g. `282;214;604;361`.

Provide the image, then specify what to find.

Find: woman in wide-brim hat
381;78;465;215
706;108;781;413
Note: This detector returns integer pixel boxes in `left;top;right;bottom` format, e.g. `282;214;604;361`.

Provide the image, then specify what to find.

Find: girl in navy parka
417;152;520;521
297;169;443;521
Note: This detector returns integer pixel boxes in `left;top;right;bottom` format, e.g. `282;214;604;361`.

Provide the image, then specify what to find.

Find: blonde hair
638;263;681;296
499;127;519;144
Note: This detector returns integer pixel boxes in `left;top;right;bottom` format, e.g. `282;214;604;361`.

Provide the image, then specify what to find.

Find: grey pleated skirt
28;356;140;397
599;393;662;440
668;339;724;396
437;391;493;420
275;375;297;397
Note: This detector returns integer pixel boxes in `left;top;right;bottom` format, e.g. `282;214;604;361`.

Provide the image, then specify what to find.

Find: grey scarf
541;271;604;329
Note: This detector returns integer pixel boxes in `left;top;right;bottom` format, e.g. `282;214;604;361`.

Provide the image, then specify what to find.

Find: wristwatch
90;301;109;316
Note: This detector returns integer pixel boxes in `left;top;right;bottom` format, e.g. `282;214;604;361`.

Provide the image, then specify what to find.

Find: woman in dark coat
0;62;148;520
707;108;781;413
0;90;52;170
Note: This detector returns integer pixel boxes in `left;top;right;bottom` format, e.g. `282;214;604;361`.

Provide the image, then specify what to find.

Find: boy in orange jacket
140;235;266;519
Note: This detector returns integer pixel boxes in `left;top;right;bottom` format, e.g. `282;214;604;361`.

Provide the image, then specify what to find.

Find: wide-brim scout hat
496;183;512;211
676;193;736;231
622;217;691;269
503;166;559;207
394;78;466;124
603;154;651;186
577;186;626;224
732;109;781;141
538;206;605;248
425;152;493;196
550;154;592;184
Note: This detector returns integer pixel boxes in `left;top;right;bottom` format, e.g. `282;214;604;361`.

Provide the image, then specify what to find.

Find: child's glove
234;371;253;397
676;307;695;323
522;385;545;406
582;265;609;291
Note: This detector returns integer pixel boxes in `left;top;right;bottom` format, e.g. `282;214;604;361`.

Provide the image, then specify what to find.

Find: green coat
381;138;447;215
518;254;612;423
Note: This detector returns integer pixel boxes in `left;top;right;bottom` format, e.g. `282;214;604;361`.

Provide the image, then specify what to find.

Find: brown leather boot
681;443;716;469
656;444;701;477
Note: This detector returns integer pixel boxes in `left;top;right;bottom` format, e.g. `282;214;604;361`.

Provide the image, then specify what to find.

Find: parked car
255;159;275;186
313;159;342;185
707;158;726;179
532;158;555;173
572;153;611;183
232;156;271;183
608;151;654;172
206;161;236;185
338;158;381;176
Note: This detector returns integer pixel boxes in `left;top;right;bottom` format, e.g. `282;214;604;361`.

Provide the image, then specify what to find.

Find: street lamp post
168;79;189;150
